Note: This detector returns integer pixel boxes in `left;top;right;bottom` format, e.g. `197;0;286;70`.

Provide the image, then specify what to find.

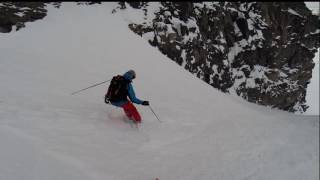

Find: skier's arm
128;83;144;104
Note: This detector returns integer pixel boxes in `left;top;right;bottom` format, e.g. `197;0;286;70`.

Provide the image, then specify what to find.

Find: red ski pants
122;101;141;123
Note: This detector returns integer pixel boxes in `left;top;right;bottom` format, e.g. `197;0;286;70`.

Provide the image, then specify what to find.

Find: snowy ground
0;2;318;180
306;48;319;115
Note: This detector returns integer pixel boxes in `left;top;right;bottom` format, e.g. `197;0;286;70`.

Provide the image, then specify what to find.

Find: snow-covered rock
114;2;320;113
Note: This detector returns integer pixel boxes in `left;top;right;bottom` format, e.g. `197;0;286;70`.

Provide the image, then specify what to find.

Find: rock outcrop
0;2;100;33
0;2;58;33
114;2;320;113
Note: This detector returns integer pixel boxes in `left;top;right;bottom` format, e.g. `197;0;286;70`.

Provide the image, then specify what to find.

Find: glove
105;95;110;104
142;101;149;106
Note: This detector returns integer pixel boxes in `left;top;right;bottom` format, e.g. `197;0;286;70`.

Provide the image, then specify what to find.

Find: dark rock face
0;2;52;33
0;2;101;33
76;2;102;6
114;2;320;113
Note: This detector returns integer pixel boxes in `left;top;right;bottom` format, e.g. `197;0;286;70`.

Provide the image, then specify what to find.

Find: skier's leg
122;102;133;120
129;103;142;123
123;101;141;123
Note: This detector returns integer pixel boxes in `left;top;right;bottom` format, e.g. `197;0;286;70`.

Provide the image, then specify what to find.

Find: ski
123;118;140;129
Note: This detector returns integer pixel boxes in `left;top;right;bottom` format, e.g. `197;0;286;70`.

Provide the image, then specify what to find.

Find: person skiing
104;70;149;124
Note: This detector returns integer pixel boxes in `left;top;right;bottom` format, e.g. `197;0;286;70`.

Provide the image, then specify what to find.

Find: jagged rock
116;2;320;113
0;2;60;33
0;23;13;33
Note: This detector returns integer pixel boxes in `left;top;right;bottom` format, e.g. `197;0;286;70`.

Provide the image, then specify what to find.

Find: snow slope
306;48;319;115
0;2;318;180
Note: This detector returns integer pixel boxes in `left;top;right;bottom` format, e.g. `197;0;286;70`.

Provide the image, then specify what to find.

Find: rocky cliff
113;2;320;113
0;2;98;33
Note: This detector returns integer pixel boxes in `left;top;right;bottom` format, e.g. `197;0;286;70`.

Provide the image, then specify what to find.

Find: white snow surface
306;48;320;115
305;2;320;15
0;2;318;180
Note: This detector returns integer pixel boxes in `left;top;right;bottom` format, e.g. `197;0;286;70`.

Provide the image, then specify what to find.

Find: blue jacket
110;71;143;107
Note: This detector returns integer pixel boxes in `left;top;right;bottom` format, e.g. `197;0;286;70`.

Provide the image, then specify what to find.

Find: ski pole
71;79;112;95
149;105;161;122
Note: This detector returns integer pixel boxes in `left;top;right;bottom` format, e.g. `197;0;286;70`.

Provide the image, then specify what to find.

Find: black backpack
105;75;129;102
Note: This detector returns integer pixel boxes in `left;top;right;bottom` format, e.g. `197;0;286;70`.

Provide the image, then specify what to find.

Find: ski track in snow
0;2;318;180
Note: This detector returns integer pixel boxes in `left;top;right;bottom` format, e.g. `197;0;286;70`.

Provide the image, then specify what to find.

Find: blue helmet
123;70;136;80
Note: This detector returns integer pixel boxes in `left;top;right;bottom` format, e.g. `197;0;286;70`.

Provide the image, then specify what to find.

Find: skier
105;70;149;124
